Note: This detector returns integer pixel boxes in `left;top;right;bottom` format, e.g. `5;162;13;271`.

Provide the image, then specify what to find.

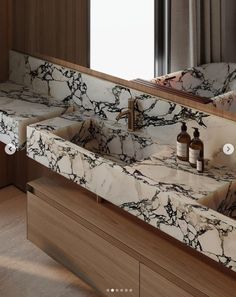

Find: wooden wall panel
0;0;10;81
12;0;89;67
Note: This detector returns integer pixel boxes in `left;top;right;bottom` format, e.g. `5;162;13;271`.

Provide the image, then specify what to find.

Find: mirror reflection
90;0;154;80
90;0;236;111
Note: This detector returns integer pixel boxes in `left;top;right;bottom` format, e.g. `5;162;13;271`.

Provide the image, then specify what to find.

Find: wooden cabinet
28;192;139;297
0;145;50;191
27;176;236;297
140;264;194;297
0;143;13;188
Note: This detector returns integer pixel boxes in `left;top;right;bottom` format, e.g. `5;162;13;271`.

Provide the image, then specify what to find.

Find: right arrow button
223;144;235;155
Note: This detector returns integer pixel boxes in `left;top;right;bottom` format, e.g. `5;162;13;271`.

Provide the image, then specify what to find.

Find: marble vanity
0;50;229;274
1;50;235;280
27;110;236;272
0;52;77;151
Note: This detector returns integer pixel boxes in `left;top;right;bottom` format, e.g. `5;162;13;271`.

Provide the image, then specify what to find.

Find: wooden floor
0;186;101;297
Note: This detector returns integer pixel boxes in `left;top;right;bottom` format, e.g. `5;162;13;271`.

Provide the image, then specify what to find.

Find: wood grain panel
0;147;51;192
11;0;89;67
12;149;52;192
140;264;194;297
0;186;100;297
0;0;10;81
28;193;140;297
28;176;236;297
11;0;26;52
133;78;213;104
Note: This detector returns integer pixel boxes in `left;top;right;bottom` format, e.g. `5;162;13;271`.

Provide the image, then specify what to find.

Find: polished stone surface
152;63;236;113
27;111;236;272
9;52;236;166
0;82;72;149
6;50;236;272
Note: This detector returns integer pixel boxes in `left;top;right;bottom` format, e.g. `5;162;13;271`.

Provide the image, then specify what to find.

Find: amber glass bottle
177;122;191;161
189;128;204;168
197;152;204;173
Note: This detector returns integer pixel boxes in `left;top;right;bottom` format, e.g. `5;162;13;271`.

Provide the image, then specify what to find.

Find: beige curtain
169;0;236;72
221;0;236;63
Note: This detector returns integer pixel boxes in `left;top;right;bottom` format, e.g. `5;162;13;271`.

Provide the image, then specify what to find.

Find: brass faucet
116;98;136;132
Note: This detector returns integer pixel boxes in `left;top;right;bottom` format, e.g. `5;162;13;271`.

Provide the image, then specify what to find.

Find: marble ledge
27;111;236;272
0;81;73;150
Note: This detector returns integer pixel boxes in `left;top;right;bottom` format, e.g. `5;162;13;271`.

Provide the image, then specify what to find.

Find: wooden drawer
27;193;139;297
140;264;194;297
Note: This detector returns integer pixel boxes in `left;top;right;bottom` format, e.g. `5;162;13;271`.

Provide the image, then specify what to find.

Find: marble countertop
4;50;235;272
0;81;72;149
27;110;236;272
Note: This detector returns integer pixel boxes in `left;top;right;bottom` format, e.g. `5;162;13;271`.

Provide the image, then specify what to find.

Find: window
90;0;155;80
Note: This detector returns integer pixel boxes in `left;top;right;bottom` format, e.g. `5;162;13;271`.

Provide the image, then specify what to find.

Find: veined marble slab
152;63;236;113
0;82;72;149
27;111;236;272
210;91;236;113
8;50;236;270
153;63;236;98
9;51;236;166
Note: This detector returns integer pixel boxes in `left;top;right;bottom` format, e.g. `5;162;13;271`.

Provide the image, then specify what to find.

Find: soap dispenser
189;128;204;168
177;122;191;161
197;152;204;173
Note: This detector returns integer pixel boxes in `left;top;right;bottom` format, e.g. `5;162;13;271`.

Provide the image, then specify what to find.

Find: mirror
90;0;236;117
90;0;154;80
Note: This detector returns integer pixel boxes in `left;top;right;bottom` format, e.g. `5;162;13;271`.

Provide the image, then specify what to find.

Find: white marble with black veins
202;180;236;221
9;51;214;127
8;50;236;271
27;111;236;272
153;63;236;113
0;81;72;149
9;51;236;166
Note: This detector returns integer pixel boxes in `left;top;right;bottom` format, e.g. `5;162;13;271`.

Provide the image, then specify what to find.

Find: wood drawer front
27;193;139;297
140;264;194;297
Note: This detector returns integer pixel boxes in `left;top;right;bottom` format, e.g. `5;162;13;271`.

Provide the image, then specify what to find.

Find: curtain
221;0;236;63
169;0;236;72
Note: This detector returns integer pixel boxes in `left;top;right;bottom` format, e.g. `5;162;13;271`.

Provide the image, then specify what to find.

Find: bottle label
177;141;188;158
197;160;203;172
189;148;200;164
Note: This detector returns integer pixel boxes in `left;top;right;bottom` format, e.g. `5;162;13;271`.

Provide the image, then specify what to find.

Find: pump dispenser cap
192;127;200;138
181;122;187;132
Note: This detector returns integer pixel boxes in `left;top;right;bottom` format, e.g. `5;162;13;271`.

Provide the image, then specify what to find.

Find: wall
11;0;89;67
0;0;10;81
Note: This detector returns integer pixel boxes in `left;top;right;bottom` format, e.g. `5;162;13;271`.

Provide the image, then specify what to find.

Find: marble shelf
0;81;72;150
27;111;236;272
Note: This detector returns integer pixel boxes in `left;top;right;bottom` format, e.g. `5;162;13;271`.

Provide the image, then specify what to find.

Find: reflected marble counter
152;63;236;113
27;111;236;272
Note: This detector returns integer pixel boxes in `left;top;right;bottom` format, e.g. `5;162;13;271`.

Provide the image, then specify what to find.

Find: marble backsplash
9;51;236;165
